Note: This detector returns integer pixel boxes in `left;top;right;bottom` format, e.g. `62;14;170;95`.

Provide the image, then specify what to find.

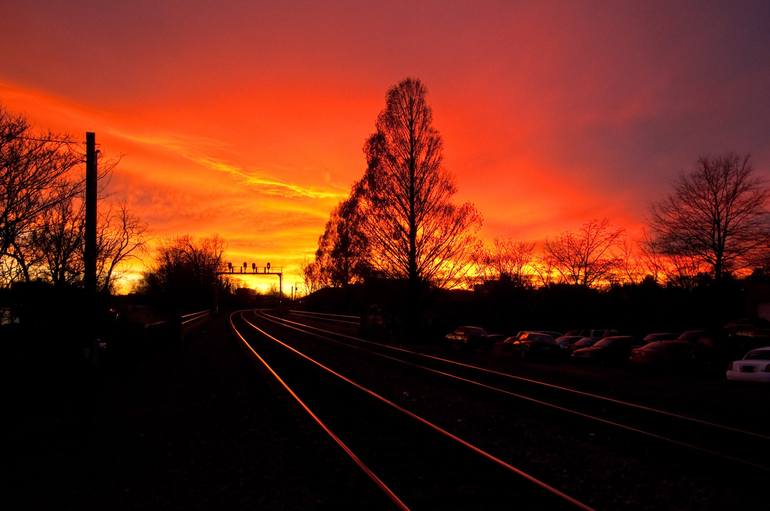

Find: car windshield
744;349;770;361
574;337;595;347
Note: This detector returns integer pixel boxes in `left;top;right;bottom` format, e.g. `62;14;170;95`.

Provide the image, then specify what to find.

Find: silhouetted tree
96;203;146;293
3;190;145;292
32;194;85;288
301;259;325;295
314;185;371;286
359;78;481;289
0;105;82;261
0;105;138;291
641;230;707;288
617;239;644;285
545;218;624;287
650;154;770;280
141;235;225;309
474;238;535;286
531;256;556;287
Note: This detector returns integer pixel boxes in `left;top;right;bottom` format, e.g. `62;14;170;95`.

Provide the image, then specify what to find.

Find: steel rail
289;309;361;320
271;311;770;442
229;312;410;511
256;311;770;472
238;312;595;511
181;309;210;325
288;311;360;326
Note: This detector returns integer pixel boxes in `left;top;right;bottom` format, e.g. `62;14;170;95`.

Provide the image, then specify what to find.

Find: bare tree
650;154;770;280
531;256;556;287
545;218;624;287
32;194;85;288
301;259;325;295
640;230;708;287
359;78;481;289
475;238;535;286
617;238;645;285
313;185;371;287
0;105;82;260
96;203;147;293
141;235;226;309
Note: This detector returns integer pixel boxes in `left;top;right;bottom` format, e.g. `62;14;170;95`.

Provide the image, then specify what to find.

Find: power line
12;135;79;144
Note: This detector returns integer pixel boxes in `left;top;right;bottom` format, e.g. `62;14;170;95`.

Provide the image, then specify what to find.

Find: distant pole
84;132;97;296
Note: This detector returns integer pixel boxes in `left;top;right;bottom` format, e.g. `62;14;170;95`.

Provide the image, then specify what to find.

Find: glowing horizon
2;1;769;292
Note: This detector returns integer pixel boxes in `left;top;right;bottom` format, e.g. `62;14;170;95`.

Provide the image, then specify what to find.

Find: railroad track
287;309;361;326
274;309;770;472
233;309;769;508
230;310;593;510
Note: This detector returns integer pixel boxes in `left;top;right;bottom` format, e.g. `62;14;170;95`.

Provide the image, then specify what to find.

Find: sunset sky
2;1;769;292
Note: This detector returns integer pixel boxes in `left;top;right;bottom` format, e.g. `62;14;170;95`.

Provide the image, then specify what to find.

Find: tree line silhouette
0;104;247;318
305;79;770;297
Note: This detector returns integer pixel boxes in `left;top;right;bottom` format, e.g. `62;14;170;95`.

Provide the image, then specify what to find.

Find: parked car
571;336;599;350
445;326;503;349
590;328;620;339
571;336;643;363
554;335;585;350
677;330;710;343
564;329;618;340
629;340;696;369
642;332;678;343
497;331;553;348
675;329;721;364
497;331;564;360
536;330;563;339
726;347;770;382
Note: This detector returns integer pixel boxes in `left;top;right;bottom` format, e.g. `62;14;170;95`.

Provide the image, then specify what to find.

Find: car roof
641;340;688;348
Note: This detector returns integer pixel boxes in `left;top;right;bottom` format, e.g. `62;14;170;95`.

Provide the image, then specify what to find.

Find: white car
726;347;770;382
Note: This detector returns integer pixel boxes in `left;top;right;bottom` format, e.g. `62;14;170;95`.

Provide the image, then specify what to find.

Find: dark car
677;330;710;343
571;335;643;364
536;330;564;339
571;336;598;350
445;326;503;349
497;331;563;360
590;328;620;339
498;330;554;347
642;332;678;344
629;340;696;369
555;335;585;350
674;329;723;368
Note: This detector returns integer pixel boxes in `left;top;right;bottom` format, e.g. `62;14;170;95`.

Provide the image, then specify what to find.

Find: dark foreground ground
5;310;769;510
4;314;389;510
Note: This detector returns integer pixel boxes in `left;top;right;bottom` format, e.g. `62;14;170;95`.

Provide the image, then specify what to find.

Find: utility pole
84;132;97;295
